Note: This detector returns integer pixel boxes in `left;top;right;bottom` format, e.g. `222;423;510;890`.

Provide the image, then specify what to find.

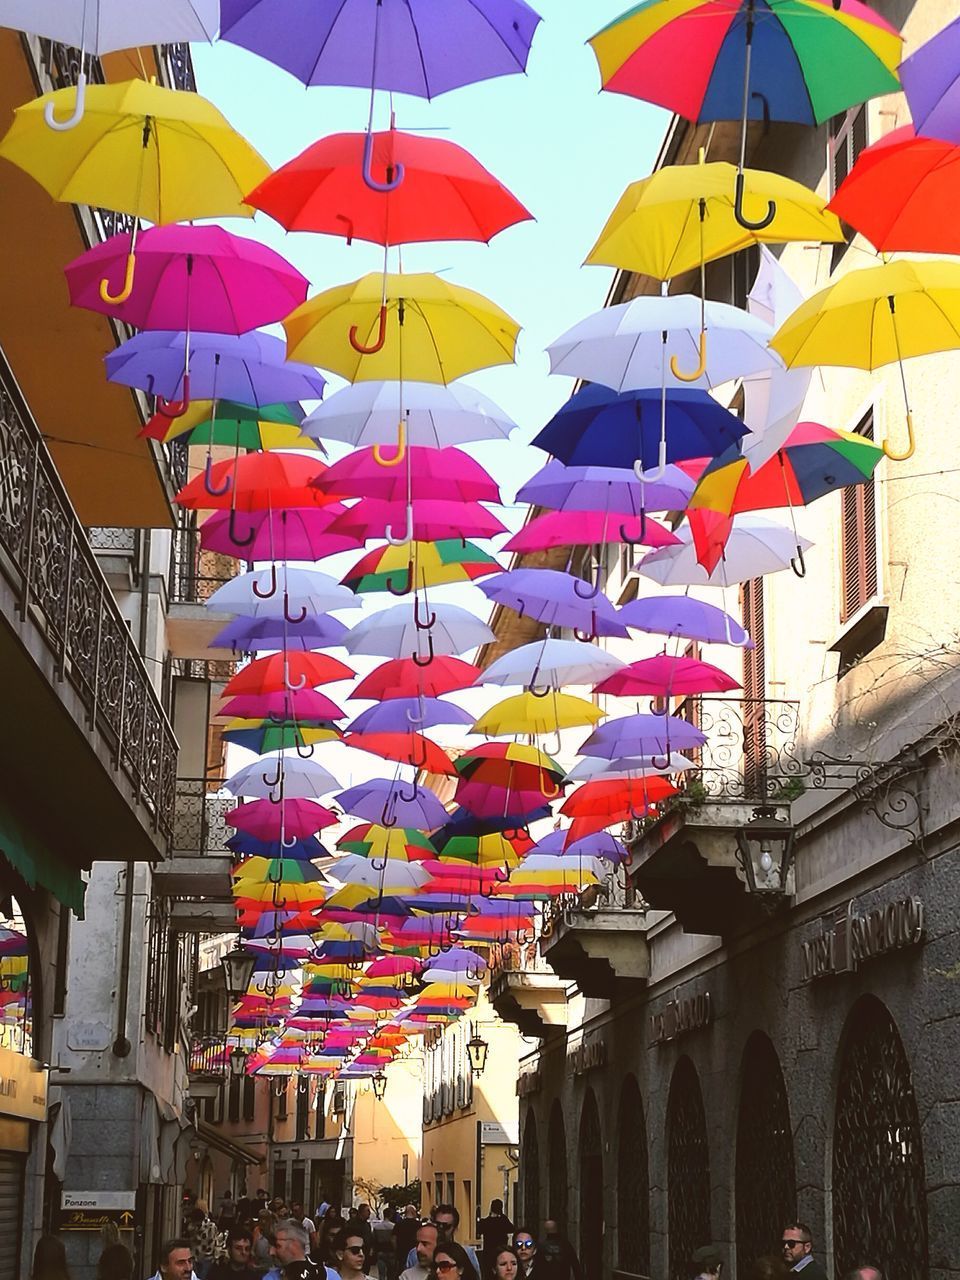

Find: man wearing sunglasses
405;1206;479;1279
781;1223;826;1279
333;1229;374;1280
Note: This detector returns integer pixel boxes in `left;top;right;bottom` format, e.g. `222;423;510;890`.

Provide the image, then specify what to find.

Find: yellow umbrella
770;258;960;460
283;271;520;392
472;691;605;740
0;79;268;302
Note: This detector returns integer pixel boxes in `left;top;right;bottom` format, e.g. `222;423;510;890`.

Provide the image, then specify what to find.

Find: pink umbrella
366;957;423;978
504;508;680;554
330;499;507;543
219;690;347;721
226;798;338;839
65;224;308;333
595;654;742;698
313;447;501;504
201;504;364;560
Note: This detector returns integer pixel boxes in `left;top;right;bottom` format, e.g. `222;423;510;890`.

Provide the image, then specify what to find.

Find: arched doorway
833;996;928;1278
617;1076;650;1278
547;1101;568;1228
735;1033;796;1273
667;1057;710;1280
521;1110;540;1232
578;1090;604;1280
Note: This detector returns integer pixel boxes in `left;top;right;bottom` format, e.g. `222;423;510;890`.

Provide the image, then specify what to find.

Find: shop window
616;1076;650;1278
547;1102;567;1224
0;897;32;1058
735;1033;796;1274
829;105;867;269
521;1111;540;1231
666;1058;710;1280
578;1090;604;1280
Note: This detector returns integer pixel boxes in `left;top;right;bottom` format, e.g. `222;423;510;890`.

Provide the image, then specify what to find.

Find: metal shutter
0;1152;24;1280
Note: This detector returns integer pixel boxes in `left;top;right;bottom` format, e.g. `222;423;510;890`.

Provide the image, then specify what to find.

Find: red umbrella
222;652;354;696
343;732;458;776
561;777;677;823
351;657;481;702
176;453;332;512
246;127;532;246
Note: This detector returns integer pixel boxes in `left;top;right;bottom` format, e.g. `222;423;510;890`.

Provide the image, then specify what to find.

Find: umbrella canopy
219;690;347;722
283;272;520;384
227;798;338;840
218;0;542;95
330;499;507;544
344;732;458;776
638;515;813;587
222;721;342;754
478;639;625;689
619;595;753;646
302;379;517;449
899;15;960;144
315;447;500;504
503;507;680;554
206;568;358;616
517;459;696;514
211;615;350;655
337;824;436;863
178;453;330;513
581;713;707;759
247;128;532;244
351;657;482;701
0;0;218;49
343;541;501;595
225;757;341;800
532;829;629;863
201;506;363;562
335;780;450;830
560;776;677;819
344;603;495;659
349;699;474;734
594;655;741;697
479;569;628;638
471;692;605;737
222;651;355;696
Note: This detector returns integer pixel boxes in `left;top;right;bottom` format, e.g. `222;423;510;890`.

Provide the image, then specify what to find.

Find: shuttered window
840;411;878;622
741;578;766;796
829;105;867;269
0;1153;24;1280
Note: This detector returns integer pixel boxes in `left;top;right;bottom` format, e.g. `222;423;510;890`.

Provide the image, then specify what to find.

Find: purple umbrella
219;0;542;97
619;595;753;647
200;505;364;561
347;698;474;734
335;779;449;830
480;568;628;641
422;948;487;972
900;19;960;144
530;829;628;864
105;330;326;409
580;714;707;761
211;615;349;654
517;460;695;515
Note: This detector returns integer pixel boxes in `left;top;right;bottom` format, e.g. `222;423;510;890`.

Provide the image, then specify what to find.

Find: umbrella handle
252;564;279;598
406;704;425;726
528;683;552;699
573;615;598;644
619;511;647;544
261;762;283;788
295;741;315;760
638;438;669;483
722;611;751;649
414;597;437;631
204;454;233;497
284;660;307;692
370;856;388;873
669;331;707;383
411;634;435;668
99;252;138;305
228;507;256;547
362;130;405;192
44;68;87;131
386;503;414;547
399;776;420;802
281;834;299;849
336;213;355;246
156;374;191;420
350;305;388;355
882;410;916;462
733;171;776;231
650;696;669;716
540;771;560;799
380;802;399;829
373;420;407;467
573;572;600;600
790;545;807;579
284;595;308;625
386;563;414;596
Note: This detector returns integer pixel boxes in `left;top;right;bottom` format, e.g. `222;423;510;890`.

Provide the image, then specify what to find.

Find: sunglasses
782;1241;806;1249
434;1263;457;1274
515;1242;534;1249
345;1247;365;1255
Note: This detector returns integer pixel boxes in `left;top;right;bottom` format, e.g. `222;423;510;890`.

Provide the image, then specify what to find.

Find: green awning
0;797;86;917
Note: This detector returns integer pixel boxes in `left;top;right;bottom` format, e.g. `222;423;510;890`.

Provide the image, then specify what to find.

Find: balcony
167;522;238;659
0;359;176;864
188;1035;230;1100
488;940;569;1038
540;894;649;999
629;697;801;936
154;777;234;904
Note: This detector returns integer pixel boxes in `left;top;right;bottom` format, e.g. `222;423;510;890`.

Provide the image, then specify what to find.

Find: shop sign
480;1121;518;1145
801;895;924;983
649;990;713;1046
566;1039;606;1076
62;1192;136;1211
60;1208;136;1232
516;1070;541;1098
0;1045;46;1121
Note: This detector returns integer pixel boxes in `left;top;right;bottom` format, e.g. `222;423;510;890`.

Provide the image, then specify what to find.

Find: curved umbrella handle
350;304;388;355
411;634;435;668
669;331;707;383
99;251;137;305
540;771;560;800
204;454;232;497
380;801;399;830
573;572;600;600
386;562;414;596
573;613;598;644
156;373;191;420
252;564;279;599
335;213;355;245
44;69;87;131
284;595;308;625
722;610;751;649
790;545;807;579
398;776;419;803
281;834;299;849
528;683;553;699
373;420;406;468
295;741;315;760
362;130;405;192
284;660;307;692
414;596;436;631
261;761;283;788
883;410;916;462
650;696;670;716
228;507;256;547
619;510;647;545
734;170;776;231
650;750;670;772
406;704;425;726
386;503;414;547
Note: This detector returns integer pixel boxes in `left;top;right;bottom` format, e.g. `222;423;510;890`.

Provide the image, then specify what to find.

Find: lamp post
220;942;256;1000
372;1073;387;1100
466;1033;489;1077
229;1045;248;1078
735;806;795;898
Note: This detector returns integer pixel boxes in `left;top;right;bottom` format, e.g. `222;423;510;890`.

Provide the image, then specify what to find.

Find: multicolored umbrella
343;541;501;595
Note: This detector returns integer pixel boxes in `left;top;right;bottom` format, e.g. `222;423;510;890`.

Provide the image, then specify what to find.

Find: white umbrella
0;0;219;129
301;380;518;449
343;602;494;659
478;638;625;689
547;293;780;393
638;515;813;588
326;856;430;891
225;757;341;801
206;567;359;617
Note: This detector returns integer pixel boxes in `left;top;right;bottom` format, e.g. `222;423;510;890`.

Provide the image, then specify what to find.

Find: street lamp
220;942;256;1000
735;806;795;898
372;1073;387;1100
228;1046;248;1078
466;1033;489;1076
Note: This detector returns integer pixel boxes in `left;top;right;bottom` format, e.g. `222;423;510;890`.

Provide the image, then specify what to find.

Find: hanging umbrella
770;258;960;460
212;617;350;656
145;398;303;445
344;732;458;776
335;780;450;831
326;858;430;893
503;507;680;555
0;1;218;53
471;692;605;738
302;380;517;449
581;714;707;760
478;639;625;690
531;829;629;864
517;459;695;515
206;568;359;618
638;515;813;587
219;0;542;96
899;15;960;144
330;499;507;545
315;447;500;504
351;657;482;701
618;595;753;647
344;603;495;661
227;834;330;863
479;569;628;640
225;758;341;801
594;655;741;698
348;699;475;734
222;652;355;696
177;453;331;514
337;824;436;862
227;798;338;840
201;506;364;562
564;753;698;784
219;691;347;723
343;541;502;596
560;776;677;821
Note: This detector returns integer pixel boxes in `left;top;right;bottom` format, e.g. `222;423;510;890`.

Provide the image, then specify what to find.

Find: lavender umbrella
105;330;326;407
619;595;753;647
517;460;696;514
530;829;629;864
479;569;628;641
210;615;350;654
580;714;707;760
219;0;542;97
900;18;960;144
335;779;449;829
347;698;474;734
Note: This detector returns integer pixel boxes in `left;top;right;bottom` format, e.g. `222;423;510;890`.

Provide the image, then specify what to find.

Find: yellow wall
351;1057;424;1201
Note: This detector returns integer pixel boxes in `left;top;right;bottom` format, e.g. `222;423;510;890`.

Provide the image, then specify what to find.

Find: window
840;411;878;623
296;1080;311;1141
277;1081;288;1121
829;105;867;269
740;578;767;797
228;1077;241;1124
243;1076;256;1124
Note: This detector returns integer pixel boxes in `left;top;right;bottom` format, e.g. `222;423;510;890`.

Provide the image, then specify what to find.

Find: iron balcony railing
173;778;233;858
674;695;803;803
189;1035;229;1078
0;357;177;842
169;520;237;606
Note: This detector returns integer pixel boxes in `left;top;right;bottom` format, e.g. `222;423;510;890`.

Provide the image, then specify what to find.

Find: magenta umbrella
313;447;501;504
594;654;742;698
226;798;338;839
330;499;507;543
504;508;680;554
220;690;347;721
65;224;308;333
200;504;365;560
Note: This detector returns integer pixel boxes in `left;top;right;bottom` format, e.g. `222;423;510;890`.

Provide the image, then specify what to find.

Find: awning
0;796;85;917
197;1120;260;1167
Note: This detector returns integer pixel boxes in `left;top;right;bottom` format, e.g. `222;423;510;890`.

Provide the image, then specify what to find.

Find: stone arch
521;1109;540;1232
735;1031;796;1277
578;1089;604;1280
667;1056;710;1280
616;1074;650;1277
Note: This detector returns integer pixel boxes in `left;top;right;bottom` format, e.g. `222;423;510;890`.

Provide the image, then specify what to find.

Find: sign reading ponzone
801;895;924;983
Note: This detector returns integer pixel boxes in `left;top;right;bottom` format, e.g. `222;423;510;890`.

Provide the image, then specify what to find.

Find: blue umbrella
226;834;330;862
211;614;349;654
347;698;475;734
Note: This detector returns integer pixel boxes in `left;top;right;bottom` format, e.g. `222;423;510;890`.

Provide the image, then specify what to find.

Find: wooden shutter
741;578;766;795
830;105;867;268
840;412;878;622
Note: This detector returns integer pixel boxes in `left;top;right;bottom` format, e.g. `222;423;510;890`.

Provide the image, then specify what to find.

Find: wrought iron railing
173;778;233;858
0;358;176;842
87;527;140;556
159;42;198;93
489;939;557;979
675;696;803;802
189;1035;229;1078
169;520;237;605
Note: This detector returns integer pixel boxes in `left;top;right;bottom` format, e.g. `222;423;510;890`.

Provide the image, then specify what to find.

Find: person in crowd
97;1245;134;1280
318;1211;347;1268
400;1223;438;1280
406;1207;478;1278
219;1196;238;1233
371;1208;396;1280
149;1240;196;1280
290;1204;318;1256
537;1222;580;1280
430;1244;477;1280
489;1248;519;1280
477;1203;513;1273
842;1268;884;1280
781;1224;826;1279
347;1206;376;1270
691;1246;723;1279
745;1259;789;1280
206;1231;260;1280
32;1236;70;1280
188;1204;220;1279
333;1230;375;1280
395;1207;421;1267
264;1222;337;1280
253;1214;278;1274
511;1234;539;1280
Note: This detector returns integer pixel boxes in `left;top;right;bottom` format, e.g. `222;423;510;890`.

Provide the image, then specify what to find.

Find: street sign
62;1192;136;1210
60;1208;136;1232
480;1121;518;1145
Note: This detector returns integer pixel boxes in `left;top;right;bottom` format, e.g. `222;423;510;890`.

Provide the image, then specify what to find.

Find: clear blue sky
193;3;669;497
